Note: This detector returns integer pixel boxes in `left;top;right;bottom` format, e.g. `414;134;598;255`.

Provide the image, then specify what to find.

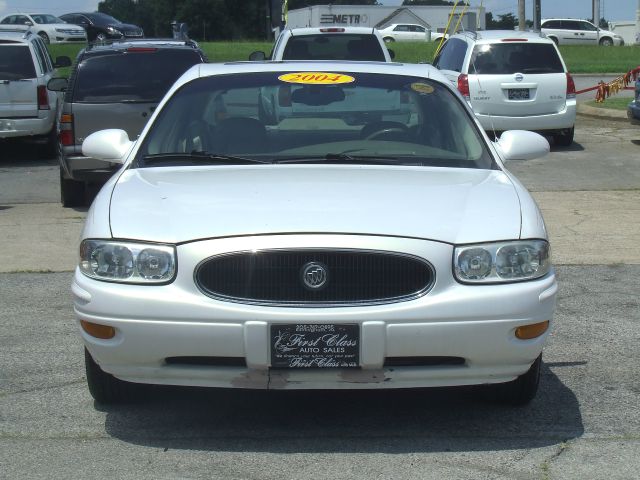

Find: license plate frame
508;88;530;100
270;324;359;368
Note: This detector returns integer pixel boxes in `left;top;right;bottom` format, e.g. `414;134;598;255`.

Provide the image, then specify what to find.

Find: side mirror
82;129;134;164
387;48;395;60
54;56;72;68
24;20;33;26
47;77;68;92
494;130;550;161
249;51;266;61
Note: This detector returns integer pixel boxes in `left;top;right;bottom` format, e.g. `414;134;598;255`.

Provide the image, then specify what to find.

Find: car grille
195;249;435;306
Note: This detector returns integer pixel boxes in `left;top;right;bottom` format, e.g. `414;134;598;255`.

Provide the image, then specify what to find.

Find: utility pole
533;0;541;31
593;0;600;26
636;0;640;45
518;0;526;31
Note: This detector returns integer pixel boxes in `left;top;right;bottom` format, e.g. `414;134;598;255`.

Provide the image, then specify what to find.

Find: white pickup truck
250;26;393;62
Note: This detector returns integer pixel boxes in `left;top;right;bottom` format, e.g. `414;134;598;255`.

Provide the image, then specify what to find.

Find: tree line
98;0;606;41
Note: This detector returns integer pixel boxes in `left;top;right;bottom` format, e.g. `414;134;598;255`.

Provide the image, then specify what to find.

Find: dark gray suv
48;39;207;207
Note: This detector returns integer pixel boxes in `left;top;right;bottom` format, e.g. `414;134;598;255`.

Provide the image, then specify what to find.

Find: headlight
454;240;550;284
79;240;176;284
107;26;122;35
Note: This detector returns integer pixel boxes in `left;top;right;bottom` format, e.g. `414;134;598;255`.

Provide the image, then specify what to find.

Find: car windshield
88;13;121;24
135;71;494;169
470;43;564;75
30;14;63;24
283;34;386;61
72;50;203;103
0;46;36;80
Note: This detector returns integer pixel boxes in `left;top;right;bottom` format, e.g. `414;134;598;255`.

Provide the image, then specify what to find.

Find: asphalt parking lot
0;113;639;479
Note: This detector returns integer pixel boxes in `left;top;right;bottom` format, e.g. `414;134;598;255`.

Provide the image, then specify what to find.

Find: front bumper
74;234;557;390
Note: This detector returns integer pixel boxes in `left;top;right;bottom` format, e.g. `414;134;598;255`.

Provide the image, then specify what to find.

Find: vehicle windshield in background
283;34;386;61
30;14;64;24
470;43;564;75
89;13;122;24
0;46;36;79
136;71;493;169
73;50;204;102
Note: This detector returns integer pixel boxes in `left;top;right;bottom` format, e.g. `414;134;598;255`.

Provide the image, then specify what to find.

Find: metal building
286;5;486;34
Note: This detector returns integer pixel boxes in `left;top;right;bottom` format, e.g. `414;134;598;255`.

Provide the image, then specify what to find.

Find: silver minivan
433;30;576;146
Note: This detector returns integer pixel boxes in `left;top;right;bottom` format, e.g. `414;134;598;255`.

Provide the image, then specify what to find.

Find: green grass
48;42;640;77
586;97;633;110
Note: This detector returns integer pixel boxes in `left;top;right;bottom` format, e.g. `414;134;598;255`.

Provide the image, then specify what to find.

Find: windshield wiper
141;152;272;166
277;153;401;165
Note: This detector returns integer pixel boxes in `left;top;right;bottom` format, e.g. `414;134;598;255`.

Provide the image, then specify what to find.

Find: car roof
82;39;201;54
287;27;376;35
0;30;33;42
188;60;446;84
456;30;552;43
541;18;592;22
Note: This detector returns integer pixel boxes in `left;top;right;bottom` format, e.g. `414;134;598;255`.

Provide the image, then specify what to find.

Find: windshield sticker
410;82;434;94
278;72;355;85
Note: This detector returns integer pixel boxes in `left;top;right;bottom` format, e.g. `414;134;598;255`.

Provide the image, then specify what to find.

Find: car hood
108;165;522;244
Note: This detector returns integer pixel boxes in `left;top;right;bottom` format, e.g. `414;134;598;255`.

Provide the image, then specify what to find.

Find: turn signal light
515;321;549;340
80;320;116;339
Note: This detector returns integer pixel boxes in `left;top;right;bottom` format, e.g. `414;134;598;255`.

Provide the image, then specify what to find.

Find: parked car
0;30;71;153
74;60;555;406
249;27;393;62
0;13;87;44
433;30;576;146
628;78;640;125
47;39;207;207
58;12;143;43
378;23;431;42
541;18;624;46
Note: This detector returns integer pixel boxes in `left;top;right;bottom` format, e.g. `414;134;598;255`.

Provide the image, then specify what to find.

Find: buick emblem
301;262;329;290
514;73;524;82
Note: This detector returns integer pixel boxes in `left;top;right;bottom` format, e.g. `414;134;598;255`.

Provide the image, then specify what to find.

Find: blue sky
0;0;638;22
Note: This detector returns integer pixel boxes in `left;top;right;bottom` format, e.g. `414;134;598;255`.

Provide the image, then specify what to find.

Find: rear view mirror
249;51;266;61
82;129;134;164
47;77;68;92
291;86;345;106
54;56;72;68
494;130;550;161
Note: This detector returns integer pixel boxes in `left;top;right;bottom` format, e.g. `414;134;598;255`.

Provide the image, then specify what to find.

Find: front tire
85;348;138;404
599;37;613;46
38;31;50;44
483;354;542;406
554;126;574;147
383;37;394;43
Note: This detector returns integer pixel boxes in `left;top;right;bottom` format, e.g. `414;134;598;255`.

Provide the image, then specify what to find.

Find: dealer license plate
508;88;530;100
270;324;359;368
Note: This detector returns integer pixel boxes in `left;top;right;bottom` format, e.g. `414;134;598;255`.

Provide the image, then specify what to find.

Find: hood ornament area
301;262;329;290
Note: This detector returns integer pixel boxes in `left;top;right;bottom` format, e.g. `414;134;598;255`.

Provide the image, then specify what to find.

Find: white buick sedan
74;61;556;406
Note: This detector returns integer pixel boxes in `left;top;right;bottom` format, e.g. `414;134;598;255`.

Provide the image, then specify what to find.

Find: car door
576;20;599;45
